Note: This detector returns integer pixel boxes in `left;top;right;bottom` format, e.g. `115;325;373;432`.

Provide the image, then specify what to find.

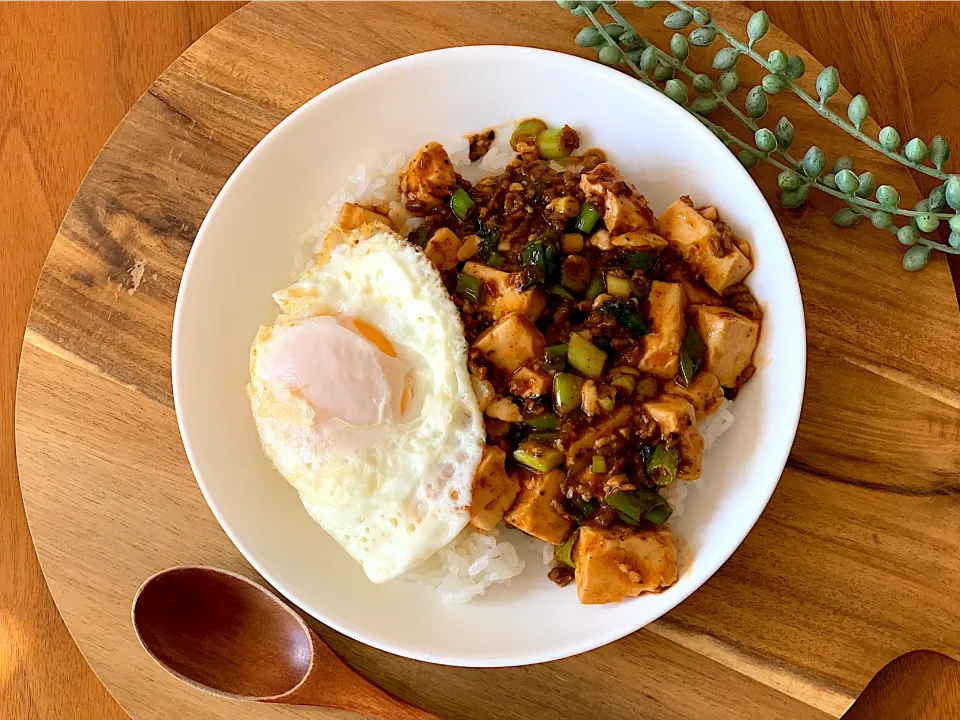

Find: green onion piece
547;285;575;300
476;223;500;259
567;333;607;378
486;252;505;267
575;203;601;233
521;241;560;277
591;455;607;473
536;128;574;160
513;442;565;473
527;431;559;443
555;529;578;568
584;276;605;301
646;444;680;486
605;490;671;523
678;327;707;386
553;372;583;415
566;497;596;523
600;300;649;334
455;273;483;303
510;118;548;150
450;187;475;221
526;413;559;431
610;374;637;394
644;504;673;524
410;225;429;247
605;273;631;298
621;251;658;271
544;343;568;371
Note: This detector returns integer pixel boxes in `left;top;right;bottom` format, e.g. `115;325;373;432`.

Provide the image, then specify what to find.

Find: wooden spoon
132;565;436;718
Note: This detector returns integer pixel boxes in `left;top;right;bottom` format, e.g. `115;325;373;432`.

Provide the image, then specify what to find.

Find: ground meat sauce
399;122;763;588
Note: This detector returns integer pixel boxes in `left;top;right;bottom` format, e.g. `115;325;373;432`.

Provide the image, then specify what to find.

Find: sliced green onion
526;413;559;431
455;273;483;303
610;374;637;394
486;252;506;267
605;490;672;524
575;203;601;233
521;241;560;277
678;327;707;386
566;497;596;523
621;251;658;271
604;273;631;298
600;300;649;334
644;504;673;524
591;455;607;473
510;118;548;150
536;127;574;159
567;333;607;378
547;285;575;300
450;187;475;221
555;529;578;568
646;444;680;486
527;431;559;443
553;372;583;415
544;343;568;371
513;442;565;473
584;276;605;301
410;225;429;247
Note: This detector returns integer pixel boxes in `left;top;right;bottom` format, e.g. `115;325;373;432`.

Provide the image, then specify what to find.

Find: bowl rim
172;44;806;667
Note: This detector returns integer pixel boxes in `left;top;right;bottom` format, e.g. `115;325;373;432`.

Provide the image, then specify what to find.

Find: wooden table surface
2;3;958;719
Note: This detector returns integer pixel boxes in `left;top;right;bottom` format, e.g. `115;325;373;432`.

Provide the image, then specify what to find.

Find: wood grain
4;2;960;719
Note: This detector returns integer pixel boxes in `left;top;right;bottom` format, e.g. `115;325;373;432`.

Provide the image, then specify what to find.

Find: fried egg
247;224;485;583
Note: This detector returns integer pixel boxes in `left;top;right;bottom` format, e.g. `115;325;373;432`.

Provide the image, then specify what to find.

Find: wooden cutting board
15;3;960;719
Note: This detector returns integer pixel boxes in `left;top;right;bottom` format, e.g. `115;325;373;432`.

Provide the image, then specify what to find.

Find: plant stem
667;0;950;182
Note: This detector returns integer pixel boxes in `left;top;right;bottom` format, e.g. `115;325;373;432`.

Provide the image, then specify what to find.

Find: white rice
295;130;739;603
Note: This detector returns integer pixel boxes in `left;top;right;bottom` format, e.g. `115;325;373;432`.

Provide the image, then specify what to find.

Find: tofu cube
662;371;724;421
471;312;546;375
643;395;696;437
424;228;462;272
462;261;546;321
470;446;521;531
508;367;552;398
504;469;574;545
565;406;632;466
579;163;656;235
574;525;679;604
610;231;668;251
690;305;760;387
638;281;685;379
657;200;752;293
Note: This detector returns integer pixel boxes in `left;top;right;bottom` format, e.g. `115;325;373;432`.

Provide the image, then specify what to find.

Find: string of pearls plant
558;0;960;271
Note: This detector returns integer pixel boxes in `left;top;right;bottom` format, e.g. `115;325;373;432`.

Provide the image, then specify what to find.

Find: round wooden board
15;3;960;719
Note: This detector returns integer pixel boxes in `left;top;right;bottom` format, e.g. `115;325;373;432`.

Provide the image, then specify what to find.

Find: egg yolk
261;315;412;425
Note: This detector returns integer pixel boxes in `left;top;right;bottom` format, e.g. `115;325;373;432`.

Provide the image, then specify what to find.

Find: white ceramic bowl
172;46;805;667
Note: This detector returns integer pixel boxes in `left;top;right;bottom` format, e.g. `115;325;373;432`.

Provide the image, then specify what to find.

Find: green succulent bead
599;45;623;64
834;169;858;194
930;136;951;171
781;185;809;209
664;9;694;29
692;74;713;93
582;1;601;10
571;6;588;17
903;245;931;272
664;79;688;105
653;62;674;81
755;128;777;153
871;210;893;230
619;31;644;49
774;117;794;149
855;171;876;199
912;200;929;234
875;185;900;209
929;185;947;213
778;169;801;191
897;225;920;246
831;156;854;173
950;214;960;234
916;213;939;233
670;33;690;60
689;97;719;116
639;45;658;72
747;10;769;47
950;232;960;249
785;55;805;80
879;126;901;152
633;0;659;7
557;0;581;9
576;27;601;46
761;74;787;94
718;70;739;95
816;67;839;105
946;176;960;211
832;208;861;228
713;47;739;71
847;95;869;130
737;149;759;169
692;7;711;25
802;146;825;178
745;86;768;119
767;50;788;74
603;23;625;39
689;27;718;46
904;138;929;163
821;173;838;190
